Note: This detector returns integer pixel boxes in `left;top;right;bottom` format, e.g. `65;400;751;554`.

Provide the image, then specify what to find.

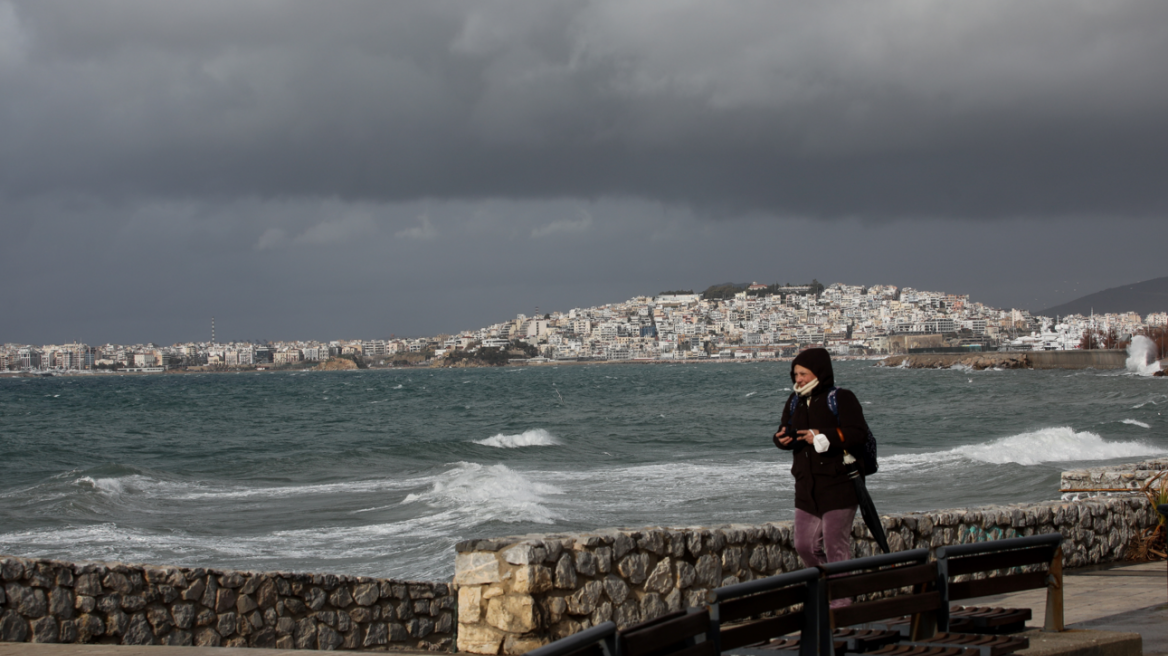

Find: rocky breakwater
0;557;455;651
453;496;1158;654
880;353;1032;370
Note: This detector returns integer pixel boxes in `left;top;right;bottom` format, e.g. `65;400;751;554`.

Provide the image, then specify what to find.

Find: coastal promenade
1;558;1163;656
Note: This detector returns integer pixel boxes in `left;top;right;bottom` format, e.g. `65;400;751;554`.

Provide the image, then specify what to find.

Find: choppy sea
2;359;1166;580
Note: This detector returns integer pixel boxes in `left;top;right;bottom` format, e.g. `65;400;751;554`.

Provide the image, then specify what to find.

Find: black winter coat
776;387;869;514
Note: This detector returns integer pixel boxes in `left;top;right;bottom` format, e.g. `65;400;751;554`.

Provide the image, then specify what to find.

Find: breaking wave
474;428;560;448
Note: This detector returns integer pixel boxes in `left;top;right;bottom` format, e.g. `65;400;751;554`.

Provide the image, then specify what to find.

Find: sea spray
1126;335;1162;376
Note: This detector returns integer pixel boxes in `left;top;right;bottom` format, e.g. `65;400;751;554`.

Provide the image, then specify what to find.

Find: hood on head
791;347;835;389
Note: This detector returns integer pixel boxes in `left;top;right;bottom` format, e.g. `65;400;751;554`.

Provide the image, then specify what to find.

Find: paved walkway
1;560;1165;656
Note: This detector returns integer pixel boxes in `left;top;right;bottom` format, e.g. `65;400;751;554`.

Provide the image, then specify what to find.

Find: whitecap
938;427;1164;465
745;392;757;397
474;429;560;448
401;462;561;524
1122;419;1151;428
393;384;403;389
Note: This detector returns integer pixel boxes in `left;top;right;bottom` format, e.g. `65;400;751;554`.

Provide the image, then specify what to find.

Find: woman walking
773;348;871;575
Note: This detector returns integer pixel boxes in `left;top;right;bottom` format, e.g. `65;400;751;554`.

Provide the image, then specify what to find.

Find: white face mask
793;378;819;397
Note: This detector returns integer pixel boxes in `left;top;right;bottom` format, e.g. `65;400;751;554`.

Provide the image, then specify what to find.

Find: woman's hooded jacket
775;348;871;514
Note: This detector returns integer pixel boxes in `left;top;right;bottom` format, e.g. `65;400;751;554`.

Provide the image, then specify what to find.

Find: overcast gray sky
2;0;1166;344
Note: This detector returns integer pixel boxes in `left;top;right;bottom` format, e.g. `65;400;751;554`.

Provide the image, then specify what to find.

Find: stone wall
453;495;1158;654
0;557;454;651
880;350;1128;370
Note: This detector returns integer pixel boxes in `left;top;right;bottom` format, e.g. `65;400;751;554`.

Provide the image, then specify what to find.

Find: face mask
793;378;819;397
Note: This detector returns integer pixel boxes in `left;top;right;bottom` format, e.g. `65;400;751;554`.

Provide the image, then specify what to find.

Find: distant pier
880;349;1131;370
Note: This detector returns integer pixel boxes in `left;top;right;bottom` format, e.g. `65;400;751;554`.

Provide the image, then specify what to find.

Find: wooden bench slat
948;572;1046;601
832;591;942;627
719;614;804;650
828;563;936;599
945;547;1056;577
720;585;805;622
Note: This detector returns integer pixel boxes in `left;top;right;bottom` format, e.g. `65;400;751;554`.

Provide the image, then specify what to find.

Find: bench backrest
526;621;617;656
935;532;1063;632
618;608;717;656
934;532;1065;630
818;548;941;641
706;567;820;656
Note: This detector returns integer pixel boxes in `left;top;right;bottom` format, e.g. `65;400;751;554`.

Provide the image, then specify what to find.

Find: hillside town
3;282;1165;372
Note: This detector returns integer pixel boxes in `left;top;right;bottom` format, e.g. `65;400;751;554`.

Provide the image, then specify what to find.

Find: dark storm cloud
2;0;1167;218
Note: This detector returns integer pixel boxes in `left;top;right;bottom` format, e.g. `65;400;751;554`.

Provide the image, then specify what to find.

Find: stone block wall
453;495;1159;654
0;557;455;651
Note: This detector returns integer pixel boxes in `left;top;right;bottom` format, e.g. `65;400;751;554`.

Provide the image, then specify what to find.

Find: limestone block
0;611;30;642
542;596;567;624
120;594;147;613
602;576;630;606
459;586;483;623
48;586;74;619
256;579;278;609
9;585;47;618
554;554;578;589
458;622;505;654
1;559;26;581
687;532;705;557
566;581;604;616
684;589;708;609
170;603;194;630
503;543;547;566
103;572;134;595
435;611;454;634
644;557;673;594
318;624;342;650
316;610;337;628
236;593;258;614
219;573;245;589
181;578;205;602
613;600;640;630
348;605;377;623
595;547;613;574
275;635;294;650
617;553;651;585
328;585;354;609
664;588;682;612
694;554;721;589
295;617;319;649
640;593;667;622
505;633;549;655
765;545;784;572
674;561;696;589
122;613;154;645
667;532;686;558
74;573;102;597
30;616;59;643
283;597;307;615
514;565;553;594
486;594;538;633
575;551;598;577
106;610;128;637
543;540;564;563
250;627;277;648
707;531;726;552
217;612;237;637
407;616;434;638
456;553;503;586
276;617;295;636
591;600;613;625
638;530;666;555
76;613;104;642
388;621;409;641
147;606;173;634
304;586;326;611
613;534;636;560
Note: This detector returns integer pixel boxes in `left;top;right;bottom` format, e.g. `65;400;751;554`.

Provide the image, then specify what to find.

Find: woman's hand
795;429;818;444
774;426;794;447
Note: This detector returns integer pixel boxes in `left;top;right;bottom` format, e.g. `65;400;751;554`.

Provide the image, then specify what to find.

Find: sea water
1;361;1166;580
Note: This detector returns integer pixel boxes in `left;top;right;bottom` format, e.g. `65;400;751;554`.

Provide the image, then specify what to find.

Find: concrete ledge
1016;629;1141;656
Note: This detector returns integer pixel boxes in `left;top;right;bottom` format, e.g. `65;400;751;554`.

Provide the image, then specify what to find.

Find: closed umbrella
845;453;890;554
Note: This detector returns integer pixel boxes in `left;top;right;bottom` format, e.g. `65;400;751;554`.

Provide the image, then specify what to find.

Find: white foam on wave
1127;336;1163;376
745;392;757;397
76;472;423;502
402;462;562;524
474;428;560;448
885;426;1167;466
1122;419;1151;428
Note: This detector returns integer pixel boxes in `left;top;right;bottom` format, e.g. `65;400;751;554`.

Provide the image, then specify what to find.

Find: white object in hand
813;432;831;453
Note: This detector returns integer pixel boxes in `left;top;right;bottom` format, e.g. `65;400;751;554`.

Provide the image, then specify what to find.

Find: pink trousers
794;506;857;608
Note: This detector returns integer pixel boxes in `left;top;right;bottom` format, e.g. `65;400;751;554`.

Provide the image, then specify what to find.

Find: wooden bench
526;621;618;656
705;567;821;656
820;550;1029;656
935;533;1063;634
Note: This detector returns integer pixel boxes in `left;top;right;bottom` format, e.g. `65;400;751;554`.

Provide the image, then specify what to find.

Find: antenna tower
212;317;216;345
